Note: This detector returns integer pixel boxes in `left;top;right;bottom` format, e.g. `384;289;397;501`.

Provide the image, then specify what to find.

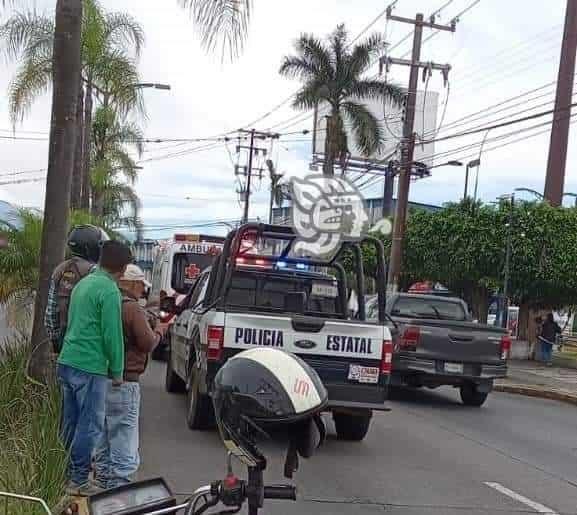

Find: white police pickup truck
164;224;393;441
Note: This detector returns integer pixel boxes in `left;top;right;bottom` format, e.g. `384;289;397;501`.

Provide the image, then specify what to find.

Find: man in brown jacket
94;264;169;489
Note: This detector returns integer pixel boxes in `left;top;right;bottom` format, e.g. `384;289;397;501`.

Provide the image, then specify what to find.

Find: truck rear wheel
165;342;185;393
186;369;214;430
333;413;372;441
460;383;489;407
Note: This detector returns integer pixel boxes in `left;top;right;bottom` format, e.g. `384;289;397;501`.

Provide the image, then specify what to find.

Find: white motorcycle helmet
212;348;328;477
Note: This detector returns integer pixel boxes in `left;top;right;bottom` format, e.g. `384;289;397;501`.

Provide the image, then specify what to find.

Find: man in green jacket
57;240;133;496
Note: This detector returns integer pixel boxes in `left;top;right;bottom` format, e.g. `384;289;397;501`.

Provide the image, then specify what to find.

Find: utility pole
382;8;455;292
501;193;515;329
544;0;577;206
382;160;396;218
237;129;279;223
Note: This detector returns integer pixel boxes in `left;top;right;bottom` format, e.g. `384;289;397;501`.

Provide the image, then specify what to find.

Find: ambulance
148;234;224;359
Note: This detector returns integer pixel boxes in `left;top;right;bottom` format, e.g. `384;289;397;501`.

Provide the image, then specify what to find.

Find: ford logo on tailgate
295;339;317;350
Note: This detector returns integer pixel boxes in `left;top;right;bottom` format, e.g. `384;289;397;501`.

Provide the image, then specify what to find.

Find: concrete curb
494;383;577;406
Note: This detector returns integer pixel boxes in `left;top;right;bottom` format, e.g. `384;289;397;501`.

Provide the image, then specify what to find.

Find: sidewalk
495;359;577;406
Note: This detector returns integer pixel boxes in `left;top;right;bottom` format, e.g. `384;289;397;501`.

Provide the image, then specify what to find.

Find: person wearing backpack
94;264;169;490
45;225;109;353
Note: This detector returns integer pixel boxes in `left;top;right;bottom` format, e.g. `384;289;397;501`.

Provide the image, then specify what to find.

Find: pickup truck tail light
401;326;420;351
381;340;393;375
207;325;225;361
500;334;511;360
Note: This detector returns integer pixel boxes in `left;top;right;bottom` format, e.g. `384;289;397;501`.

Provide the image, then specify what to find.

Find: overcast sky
1;0;576;238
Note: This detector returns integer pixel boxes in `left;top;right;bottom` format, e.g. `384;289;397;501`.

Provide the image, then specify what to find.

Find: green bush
0;338;67;514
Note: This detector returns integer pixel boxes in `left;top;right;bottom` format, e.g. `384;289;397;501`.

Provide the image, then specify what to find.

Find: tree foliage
359;201;577;321
90;106;143;235
0;0;145;125
279;24;404;175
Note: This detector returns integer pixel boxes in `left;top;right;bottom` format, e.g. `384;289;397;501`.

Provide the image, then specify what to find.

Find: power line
0;168;46;178
425;99;577;145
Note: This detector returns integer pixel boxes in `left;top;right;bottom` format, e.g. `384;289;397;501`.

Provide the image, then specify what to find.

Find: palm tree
280;24;404;176
90;106;143;235
179;0;251;60
0;0;145;209
23;0;83;382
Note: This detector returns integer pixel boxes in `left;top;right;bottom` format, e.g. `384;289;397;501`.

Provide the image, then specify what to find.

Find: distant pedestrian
538;313;561;366
94;264;169;489
57;240;133;496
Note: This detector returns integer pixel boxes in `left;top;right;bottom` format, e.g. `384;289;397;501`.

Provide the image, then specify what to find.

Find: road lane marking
484;482;558;514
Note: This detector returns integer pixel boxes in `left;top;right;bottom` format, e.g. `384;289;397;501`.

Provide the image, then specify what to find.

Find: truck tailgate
395;318;505;365
223;312;388;402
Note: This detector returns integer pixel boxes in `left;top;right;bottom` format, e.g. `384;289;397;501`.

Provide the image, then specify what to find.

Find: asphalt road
140;361;577;514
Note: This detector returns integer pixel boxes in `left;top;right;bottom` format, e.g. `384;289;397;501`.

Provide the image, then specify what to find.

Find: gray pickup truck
367;293;509;406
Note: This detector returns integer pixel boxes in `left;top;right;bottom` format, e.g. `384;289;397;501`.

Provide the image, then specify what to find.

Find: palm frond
108;147;139;184
342;101;383;157
292;76;330;111
0;10;53;62
349;79;405;107
294;33;333;81
8;52;52;124
346;33;385;78
330;24;347;71
82;0;107;68
94;48;146;119
178;0;251;60
104;11;145;58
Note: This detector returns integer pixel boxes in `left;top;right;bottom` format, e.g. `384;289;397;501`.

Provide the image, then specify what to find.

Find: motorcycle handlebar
263;485;297;501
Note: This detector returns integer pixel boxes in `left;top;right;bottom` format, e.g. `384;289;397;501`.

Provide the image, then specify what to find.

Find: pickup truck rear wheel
333;413;372;441
460;383;489;407
165;342;185;393
186;369;214;430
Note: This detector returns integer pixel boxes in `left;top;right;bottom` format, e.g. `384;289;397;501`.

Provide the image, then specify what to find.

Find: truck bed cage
209;224;388;324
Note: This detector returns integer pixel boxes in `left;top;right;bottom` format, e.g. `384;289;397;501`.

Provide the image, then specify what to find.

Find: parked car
367;293;509;407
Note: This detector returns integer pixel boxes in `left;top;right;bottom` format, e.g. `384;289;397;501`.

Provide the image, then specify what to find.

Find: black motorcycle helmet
67;224;110;263
213;348;328;476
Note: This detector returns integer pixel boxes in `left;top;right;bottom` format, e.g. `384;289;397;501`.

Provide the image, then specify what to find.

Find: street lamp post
514;187;543;201
134;83;171;91
499;193;515;330
464;159;480;199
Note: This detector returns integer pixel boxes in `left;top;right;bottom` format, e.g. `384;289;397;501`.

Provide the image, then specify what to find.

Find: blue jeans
539;337;553;363
94;381;141;489
57;364;108;486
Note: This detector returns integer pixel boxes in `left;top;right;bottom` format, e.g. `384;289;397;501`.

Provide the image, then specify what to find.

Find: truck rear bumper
393;355;508;384
324;382;390;412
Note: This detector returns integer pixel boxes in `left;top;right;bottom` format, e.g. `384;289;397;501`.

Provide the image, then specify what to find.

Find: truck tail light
500;334;511;360
381;339;393;375
207;325;224;361
401;326;420;351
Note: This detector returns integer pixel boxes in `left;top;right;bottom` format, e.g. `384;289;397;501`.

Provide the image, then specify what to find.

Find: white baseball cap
121;264;151;288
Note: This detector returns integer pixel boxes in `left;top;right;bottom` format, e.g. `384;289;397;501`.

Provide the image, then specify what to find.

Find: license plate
348;365;379;384
444;362;464;374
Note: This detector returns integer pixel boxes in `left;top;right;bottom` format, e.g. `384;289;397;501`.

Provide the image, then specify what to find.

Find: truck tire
165;344;186;394
333;413;372;441
186;369;214;430
460;383;489;407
